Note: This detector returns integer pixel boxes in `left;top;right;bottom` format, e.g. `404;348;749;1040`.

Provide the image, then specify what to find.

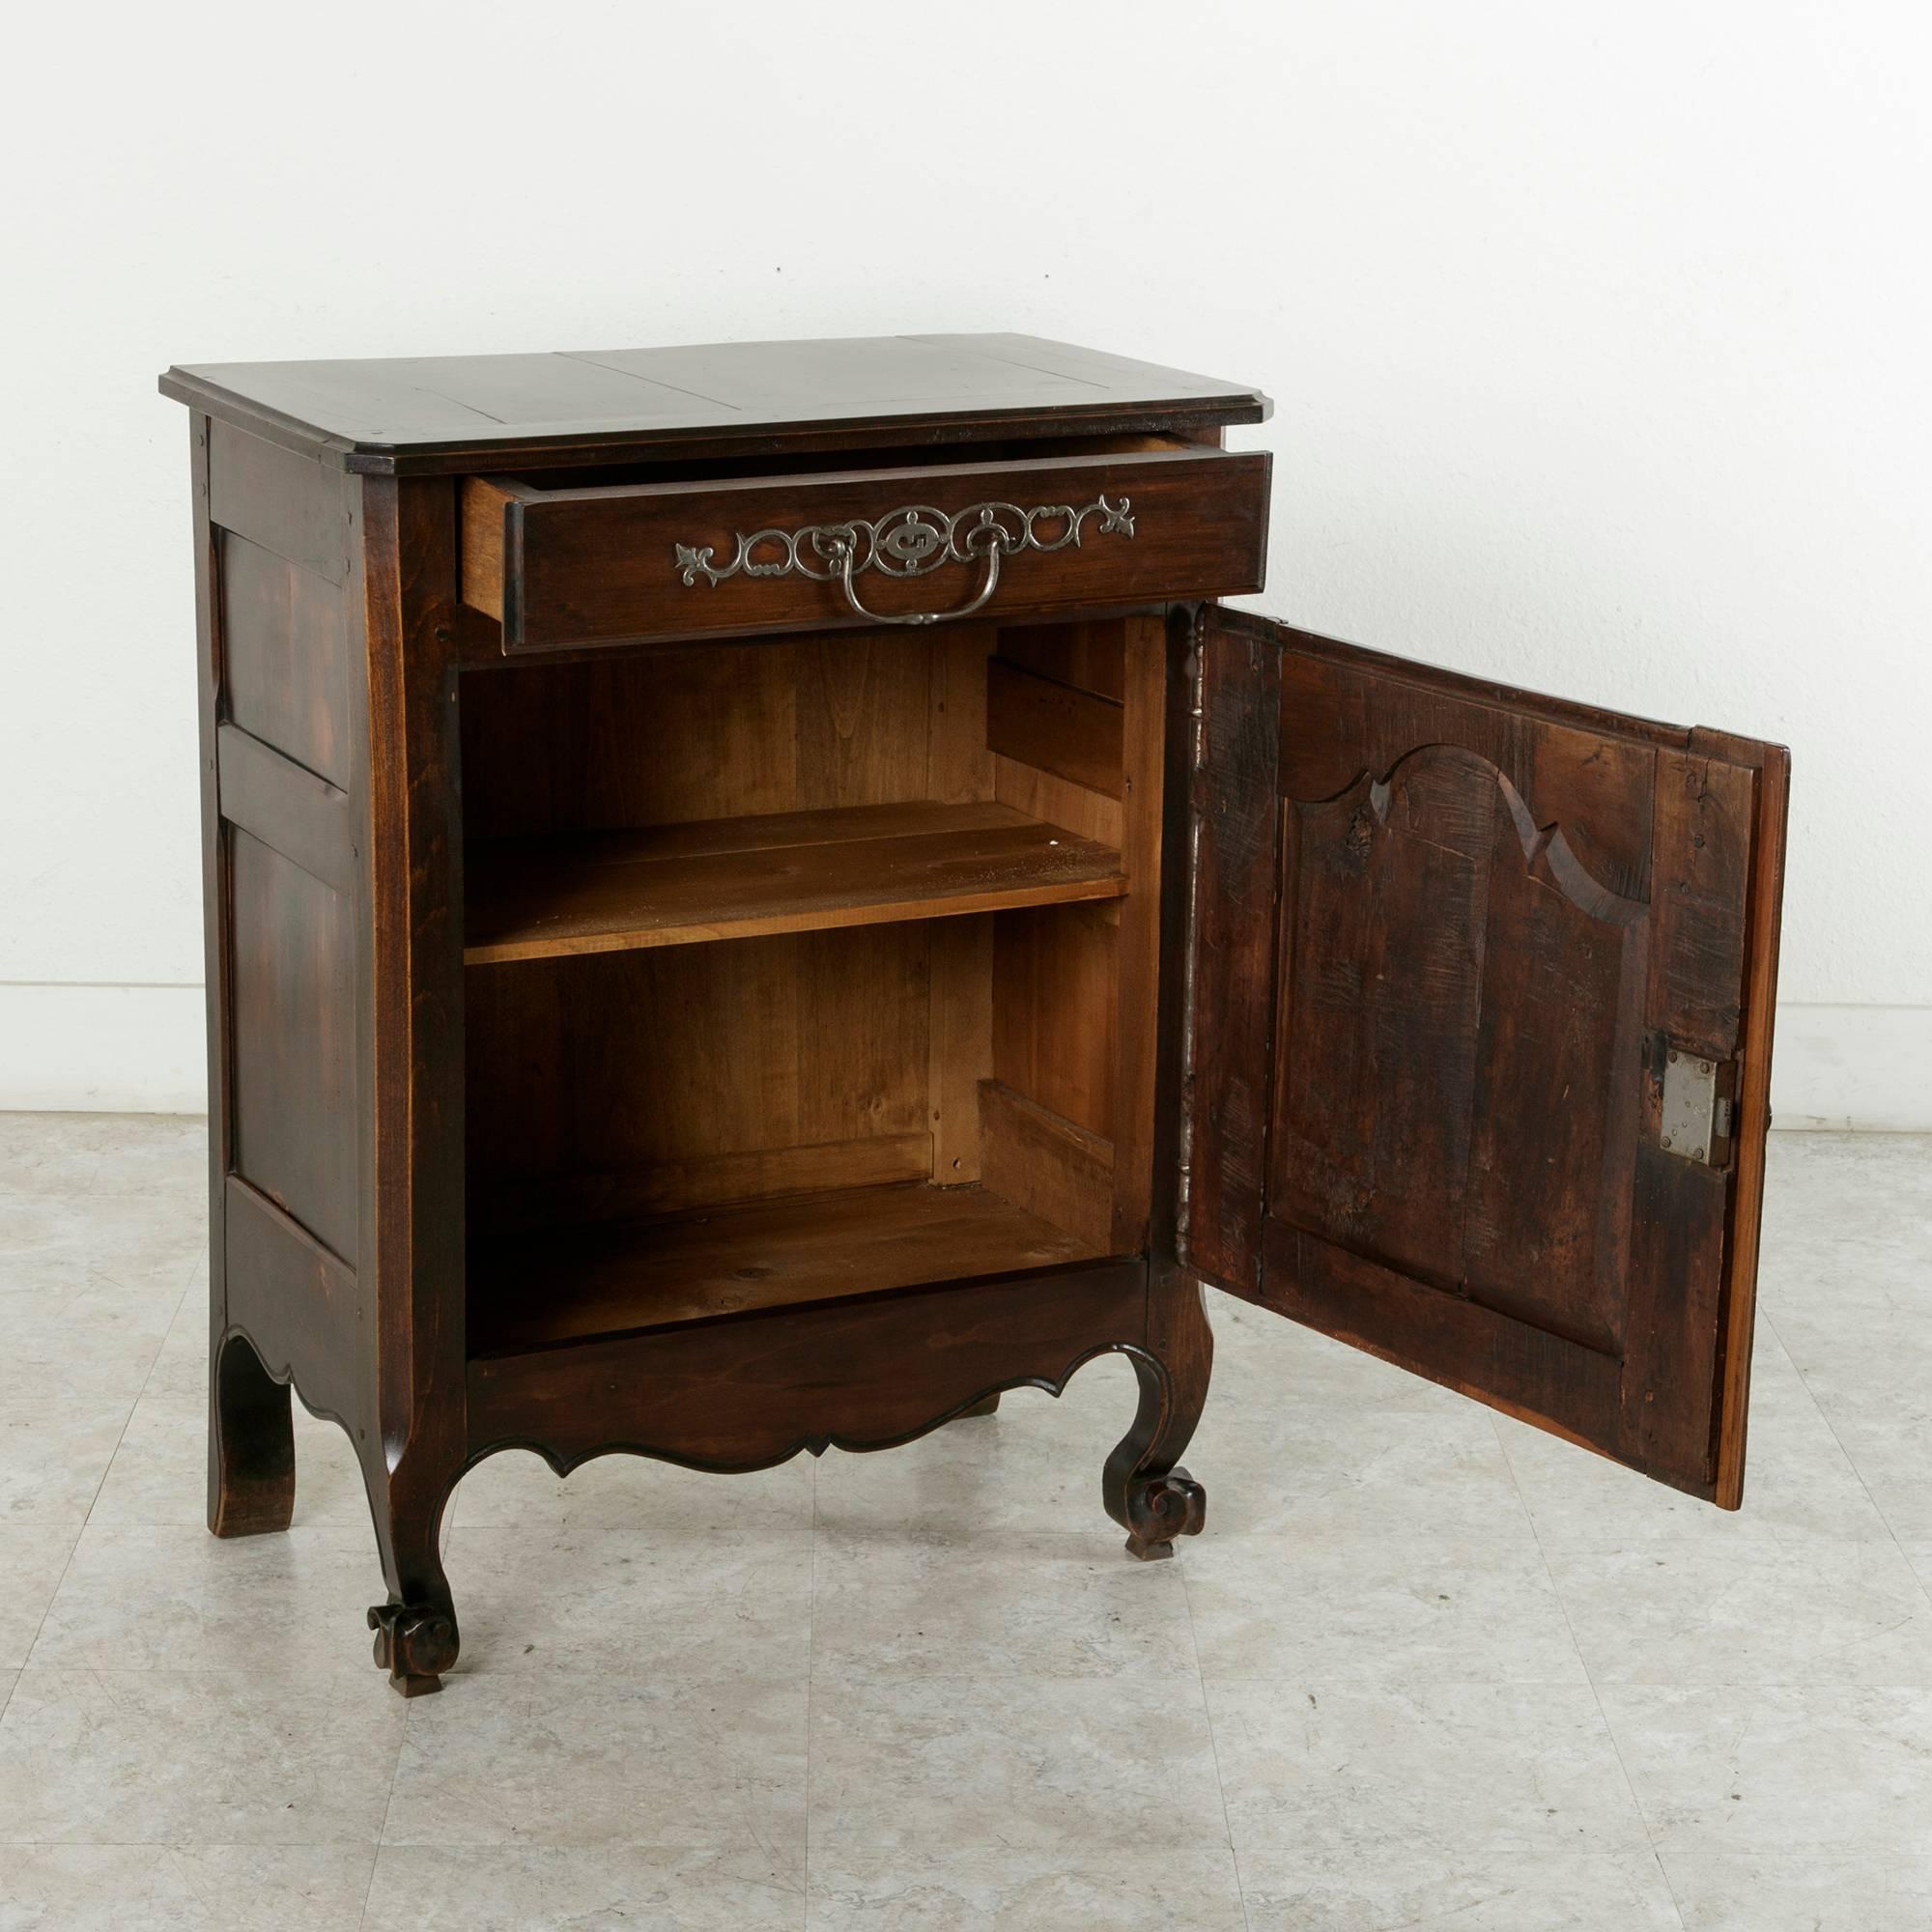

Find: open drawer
460;441;1270;652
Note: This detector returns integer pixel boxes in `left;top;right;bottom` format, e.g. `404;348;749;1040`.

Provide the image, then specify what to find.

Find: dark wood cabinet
161;334;1788;1695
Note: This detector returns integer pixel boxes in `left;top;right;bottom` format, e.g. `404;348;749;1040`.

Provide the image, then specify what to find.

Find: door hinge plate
1660;1047;1733;1166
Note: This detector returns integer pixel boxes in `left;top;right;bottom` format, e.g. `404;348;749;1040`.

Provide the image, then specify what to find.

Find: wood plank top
160;332;1270;474
464;799;1126;964
470;1180;1102;1350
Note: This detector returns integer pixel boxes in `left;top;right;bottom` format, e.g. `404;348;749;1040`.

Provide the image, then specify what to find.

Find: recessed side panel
218;530;353;787
229;828;359;1264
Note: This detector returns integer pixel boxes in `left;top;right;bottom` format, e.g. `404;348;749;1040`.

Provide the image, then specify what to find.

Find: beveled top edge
159;331;1272;474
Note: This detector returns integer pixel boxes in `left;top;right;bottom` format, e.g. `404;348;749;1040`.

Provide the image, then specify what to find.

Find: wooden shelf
469;1181;1104;1354
465;800;1124;964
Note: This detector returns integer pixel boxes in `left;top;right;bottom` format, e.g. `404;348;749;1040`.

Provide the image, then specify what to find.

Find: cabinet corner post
354;472;469;1690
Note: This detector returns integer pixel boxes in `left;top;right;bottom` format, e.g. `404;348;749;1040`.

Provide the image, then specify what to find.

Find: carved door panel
1182;612;1788;1503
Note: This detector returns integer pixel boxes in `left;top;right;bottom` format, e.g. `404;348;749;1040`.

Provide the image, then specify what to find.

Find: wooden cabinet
161;334;1788;1695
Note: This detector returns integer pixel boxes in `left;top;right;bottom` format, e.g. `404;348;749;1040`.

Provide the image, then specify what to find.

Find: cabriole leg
208;1330;295;1538
1102;1268;1212;1560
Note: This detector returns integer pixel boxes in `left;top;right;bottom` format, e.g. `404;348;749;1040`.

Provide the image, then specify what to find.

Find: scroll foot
1102;1269;1213;1564
367;1603;460;1697
1122;1468;1208;1560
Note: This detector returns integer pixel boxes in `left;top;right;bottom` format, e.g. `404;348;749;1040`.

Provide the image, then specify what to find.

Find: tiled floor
0;1116;1927;1930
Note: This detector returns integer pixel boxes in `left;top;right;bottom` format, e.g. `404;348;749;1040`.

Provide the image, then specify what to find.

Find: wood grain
929;915;994;1184
1108;613;1168;1254
208;422;350;584
1187;610;1789;1503
354;470;470;1670
164;331;1270;475
218;530;353;787
1269;749;1646;1355
926;626;996;804
223;1175;363;1425
1621;749;1761;1486
216;722;356;898
465;924;934;1203
469;1181;1107;1352
992;903;1118;1139
228;829;358;1262
1275;634;1659;900
990;754;1123;848
459;634;938;838
1264;1216;1626;1452
986;658;1125;799
467;1258;1151;1473
979;1078;1115;1252
463;800;1125;962
472;448;1267;651
1713;743;1791;1506
1182;614;1282;1298
996;617;1127;700
476;1133;934;1232
192;412;291;1545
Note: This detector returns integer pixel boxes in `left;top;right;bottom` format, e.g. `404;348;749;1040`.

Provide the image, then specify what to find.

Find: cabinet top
159;332;1272;476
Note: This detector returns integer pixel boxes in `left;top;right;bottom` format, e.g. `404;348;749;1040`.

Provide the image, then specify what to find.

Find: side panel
202;420;367;1426
1183;614;1788;1503
220;530;354;787
229;829;358;1260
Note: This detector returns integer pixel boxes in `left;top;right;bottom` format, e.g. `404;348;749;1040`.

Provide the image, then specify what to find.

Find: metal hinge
1659;1046;1737;1167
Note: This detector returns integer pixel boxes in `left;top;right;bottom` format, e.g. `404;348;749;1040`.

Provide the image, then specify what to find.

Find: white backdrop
3;1;1927;1124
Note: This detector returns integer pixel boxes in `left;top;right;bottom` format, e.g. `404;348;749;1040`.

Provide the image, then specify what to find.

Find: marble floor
0;1117;1927;1930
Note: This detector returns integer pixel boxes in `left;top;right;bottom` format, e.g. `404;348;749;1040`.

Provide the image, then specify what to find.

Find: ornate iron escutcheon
673;495;1137;627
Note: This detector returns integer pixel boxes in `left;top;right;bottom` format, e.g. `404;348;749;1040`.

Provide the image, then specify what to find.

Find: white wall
3;0;1927;1123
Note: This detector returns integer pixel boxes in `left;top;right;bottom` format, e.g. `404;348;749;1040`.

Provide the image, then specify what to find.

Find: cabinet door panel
1182;612;1788;1504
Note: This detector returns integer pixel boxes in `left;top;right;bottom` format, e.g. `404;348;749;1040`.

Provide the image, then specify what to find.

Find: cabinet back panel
466;923;933;1226
994;616;1129;702
460;632;952;838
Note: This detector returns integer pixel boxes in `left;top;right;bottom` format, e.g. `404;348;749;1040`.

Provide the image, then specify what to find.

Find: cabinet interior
458;616;1162;1357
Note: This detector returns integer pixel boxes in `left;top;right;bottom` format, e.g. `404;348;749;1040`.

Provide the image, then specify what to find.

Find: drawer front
463;446;1270;652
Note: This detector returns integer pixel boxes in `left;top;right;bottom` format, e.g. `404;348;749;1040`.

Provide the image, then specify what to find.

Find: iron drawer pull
673;494;1136;627
823;526;998;626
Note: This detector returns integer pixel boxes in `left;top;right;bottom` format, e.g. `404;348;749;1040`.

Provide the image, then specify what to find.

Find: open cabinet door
1181;611;1788;1503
